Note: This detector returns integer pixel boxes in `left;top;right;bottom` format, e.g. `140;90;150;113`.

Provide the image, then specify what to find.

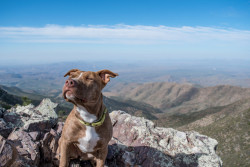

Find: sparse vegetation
22;96;32;106
0;102;11;109
193;108;250;167
57;110;68;121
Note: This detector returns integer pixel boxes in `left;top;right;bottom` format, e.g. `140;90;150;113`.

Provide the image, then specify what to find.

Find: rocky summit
0;99;222;167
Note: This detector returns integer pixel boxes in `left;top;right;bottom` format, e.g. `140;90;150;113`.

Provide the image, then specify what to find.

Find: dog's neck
74;94;104;123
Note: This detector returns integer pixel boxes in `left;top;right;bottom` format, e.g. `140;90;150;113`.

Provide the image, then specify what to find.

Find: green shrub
22;96;31;106
58;110;67;117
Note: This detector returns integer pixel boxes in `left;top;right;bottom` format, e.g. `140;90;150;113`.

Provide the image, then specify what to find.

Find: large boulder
2;99;58;132
0;118;13;138
0;135;16;167
107;110;222;167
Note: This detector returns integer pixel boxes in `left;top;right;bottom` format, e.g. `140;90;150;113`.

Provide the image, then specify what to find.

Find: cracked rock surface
0;99;59;167
107;110;222;167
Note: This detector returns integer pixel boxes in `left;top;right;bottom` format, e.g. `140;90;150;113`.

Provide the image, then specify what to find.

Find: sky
0;0;249;65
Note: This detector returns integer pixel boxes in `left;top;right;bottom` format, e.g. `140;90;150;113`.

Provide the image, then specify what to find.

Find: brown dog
58;69;118;167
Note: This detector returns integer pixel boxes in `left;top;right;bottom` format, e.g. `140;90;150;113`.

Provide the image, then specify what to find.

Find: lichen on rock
108;110;223;167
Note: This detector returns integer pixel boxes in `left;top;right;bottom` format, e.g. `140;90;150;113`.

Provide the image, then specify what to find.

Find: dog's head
62;69;118;105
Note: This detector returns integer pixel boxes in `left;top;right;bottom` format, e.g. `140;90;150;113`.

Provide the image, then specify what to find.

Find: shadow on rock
68;144;209;167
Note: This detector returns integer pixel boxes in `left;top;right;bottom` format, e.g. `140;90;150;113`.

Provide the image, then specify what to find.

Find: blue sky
0;0;249;65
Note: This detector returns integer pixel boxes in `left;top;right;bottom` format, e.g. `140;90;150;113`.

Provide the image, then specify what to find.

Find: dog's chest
77;126;100;153
76;105;100;153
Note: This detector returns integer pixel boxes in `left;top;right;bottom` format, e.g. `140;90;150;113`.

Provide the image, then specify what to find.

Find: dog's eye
86;77;94;81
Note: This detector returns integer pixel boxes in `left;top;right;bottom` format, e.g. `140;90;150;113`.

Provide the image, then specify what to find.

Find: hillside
164;98;250;167
103;96;161;120
104;82;250;113
0;85;46;101
181;106;250;167
0;87;23;108
153;99;250;167
196;108;250;167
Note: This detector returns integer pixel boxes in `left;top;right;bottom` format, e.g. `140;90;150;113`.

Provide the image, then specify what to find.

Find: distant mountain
104;82;250;113
0;85;46;101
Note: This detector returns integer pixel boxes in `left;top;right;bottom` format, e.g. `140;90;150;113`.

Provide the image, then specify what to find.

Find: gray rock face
0;99;222;167
3;99;58;133
107;110;222;167
0;99;59;167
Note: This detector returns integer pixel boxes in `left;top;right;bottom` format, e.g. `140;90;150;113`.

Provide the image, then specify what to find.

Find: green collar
78;108;107;127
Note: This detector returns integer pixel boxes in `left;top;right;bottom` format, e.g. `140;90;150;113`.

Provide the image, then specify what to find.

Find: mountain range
104;82;250;113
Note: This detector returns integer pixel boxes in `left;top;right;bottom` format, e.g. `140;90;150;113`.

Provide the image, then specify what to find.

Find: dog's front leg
95;146;108;167
59;139;70;167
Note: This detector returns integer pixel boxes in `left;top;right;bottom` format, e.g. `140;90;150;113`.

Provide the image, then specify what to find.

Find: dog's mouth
63;90;73;100
63;90;87;103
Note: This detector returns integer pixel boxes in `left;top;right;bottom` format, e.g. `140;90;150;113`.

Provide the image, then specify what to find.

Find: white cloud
0;24;250;44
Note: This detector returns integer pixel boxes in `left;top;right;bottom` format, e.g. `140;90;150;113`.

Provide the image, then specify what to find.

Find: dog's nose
65;79;76;87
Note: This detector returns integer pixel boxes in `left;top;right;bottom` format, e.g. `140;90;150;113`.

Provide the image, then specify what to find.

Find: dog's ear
64;69;80;77
97;69;118;84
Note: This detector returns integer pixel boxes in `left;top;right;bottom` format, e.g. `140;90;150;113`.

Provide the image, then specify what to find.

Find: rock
107;110;223;167
0;118;13;138
8;130;40;166
35;98;58;119
29;131;41;141
0;135;16;167
0;99;223;167
0;106;5;118
15;103;35;116
22;99;58;132
55;122;64;135
0;99;59;167
2;99;58;132
40;122;64;167
3;110;22;128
